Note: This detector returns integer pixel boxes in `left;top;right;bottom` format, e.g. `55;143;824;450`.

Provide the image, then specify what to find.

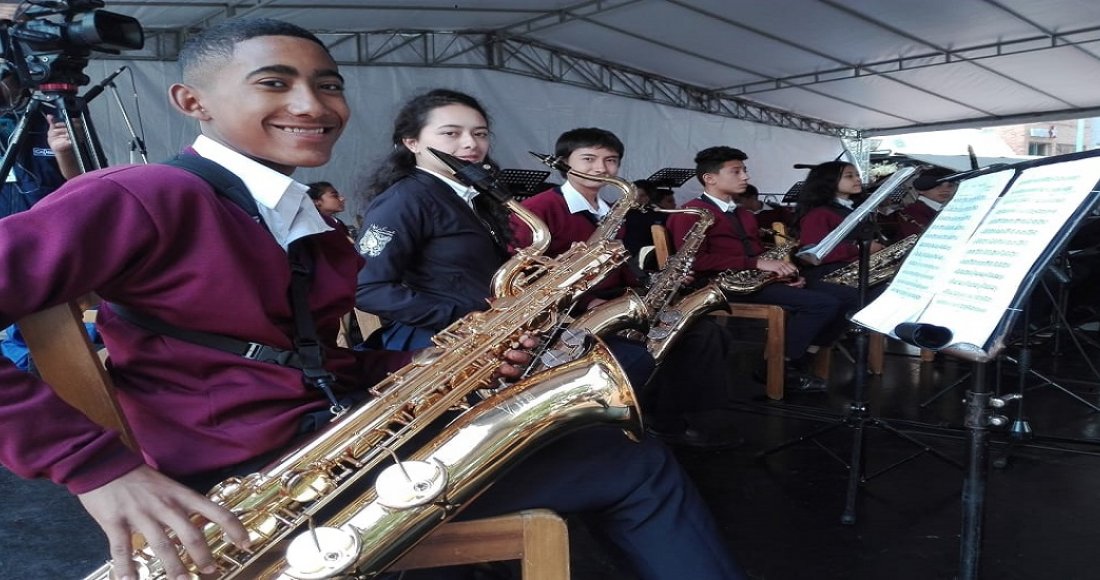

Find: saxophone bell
271;335;641;580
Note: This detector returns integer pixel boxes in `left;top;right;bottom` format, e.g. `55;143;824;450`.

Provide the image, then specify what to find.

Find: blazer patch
359;224;396;257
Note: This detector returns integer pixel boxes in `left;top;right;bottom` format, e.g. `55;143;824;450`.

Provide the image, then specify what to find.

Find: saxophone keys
375;458;449;509
281;525;361;579
282;468;337;503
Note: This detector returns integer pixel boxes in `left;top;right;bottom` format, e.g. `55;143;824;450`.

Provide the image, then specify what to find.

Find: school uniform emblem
360;224;396;257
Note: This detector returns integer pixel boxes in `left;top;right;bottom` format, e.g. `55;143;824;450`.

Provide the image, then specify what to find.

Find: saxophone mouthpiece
427;147;511;203
426;147;471;175
530;151;570;173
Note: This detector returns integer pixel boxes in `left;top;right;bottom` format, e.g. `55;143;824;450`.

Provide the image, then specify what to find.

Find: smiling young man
0;23;746;580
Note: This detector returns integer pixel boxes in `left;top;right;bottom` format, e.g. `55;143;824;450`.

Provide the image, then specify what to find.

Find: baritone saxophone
84;154;637;580
265;336;638;579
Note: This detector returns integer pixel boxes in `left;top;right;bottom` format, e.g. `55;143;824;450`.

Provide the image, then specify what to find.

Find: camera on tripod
0;1;145;183
0;0;143;96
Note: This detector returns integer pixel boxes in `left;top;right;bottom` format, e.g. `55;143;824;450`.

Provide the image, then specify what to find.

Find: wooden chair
19;302;570;579
651;223;790;400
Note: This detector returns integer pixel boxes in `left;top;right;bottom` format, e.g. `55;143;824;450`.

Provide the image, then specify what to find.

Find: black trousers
646;318;735;421
735;282;845;359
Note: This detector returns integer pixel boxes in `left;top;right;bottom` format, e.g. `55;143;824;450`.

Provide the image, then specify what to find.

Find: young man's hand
78;465;251;580
495;334;539;379
756;258;798;278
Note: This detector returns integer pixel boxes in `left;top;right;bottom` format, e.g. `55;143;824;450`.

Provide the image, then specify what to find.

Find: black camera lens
64;11;144;52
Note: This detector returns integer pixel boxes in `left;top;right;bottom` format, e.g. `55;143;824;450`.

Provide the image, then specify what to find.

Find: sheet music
852;171;1009;336
920;157;1100;350
854;155;1100;355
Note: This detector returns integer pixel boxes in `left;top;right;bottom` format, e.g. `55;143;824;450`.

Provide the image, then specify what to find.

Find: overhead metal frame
130;26;859;139
105;0;1100;138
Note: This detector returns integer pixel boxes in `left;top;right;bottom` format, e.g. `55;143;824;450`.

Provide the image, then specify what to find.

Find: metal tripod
0;82;107;185
757;227;962;525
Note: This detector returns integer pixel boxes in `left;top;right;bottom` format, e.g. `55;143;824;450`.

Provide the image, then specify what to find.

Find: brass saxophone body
568;207;732;362
715;237;800;295
85;166;635;580
528;152;653;348
821;234;918;288
267;337;639;579
639;208;730;360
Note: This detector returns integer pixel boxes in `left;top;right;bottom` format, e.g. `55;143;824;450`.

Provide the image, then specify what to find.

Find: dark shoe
785;369;828;393
647;424;745;449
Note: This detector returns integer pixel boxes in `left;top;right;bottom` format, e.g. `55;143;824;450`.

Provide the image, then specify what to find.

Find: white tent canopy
24;1;1100;210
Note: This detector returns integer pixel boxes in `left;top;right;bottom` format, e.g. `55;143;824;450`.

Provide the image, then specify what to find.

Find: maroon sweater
896;199;937;238
666;197;763;276
510;187;637;293
0;163;410;494
798;204;859;265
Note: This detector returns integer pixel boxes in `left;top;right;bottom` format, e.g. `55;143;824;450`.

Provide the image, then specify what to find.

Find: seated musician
735;183;795;236
355;90;746;577
896;166;957;238
666;146;859;393
0;23;744;580
794;161;886;278
511;127;744;448
622;178;677;269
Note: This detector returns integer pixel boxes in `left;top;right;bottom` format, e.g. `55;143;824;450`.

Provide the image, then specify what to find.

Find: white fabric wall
79;60;843;220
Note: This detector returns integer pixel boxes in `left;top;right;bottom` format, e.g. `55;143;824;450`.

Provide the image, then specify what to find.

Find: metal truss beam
126;28;855;138
720;23;1100;97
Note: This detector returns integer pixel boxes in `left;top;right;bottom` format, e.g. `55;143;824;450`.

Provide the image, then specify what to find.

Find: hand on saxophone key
756;258;798;279
77;465;251;580
493;334;540;382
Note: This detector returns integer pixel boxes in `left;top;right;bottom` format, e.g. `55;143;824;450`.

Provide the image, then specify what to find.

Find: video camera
0;0;143;97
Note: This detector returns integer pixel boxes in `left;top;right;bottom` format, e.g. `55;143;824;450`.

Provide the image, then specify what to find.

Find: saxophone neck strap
109;155;345;414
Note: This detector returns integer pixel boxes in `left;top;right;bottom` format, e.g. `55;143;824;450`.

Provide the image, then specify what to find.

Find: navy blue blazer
356;171;508;344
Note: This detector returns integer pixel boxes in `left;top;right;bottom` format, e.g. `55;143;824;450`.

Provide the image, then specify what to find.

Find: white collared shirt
702;191;736;213
919;196;944;211
835;196;855;210
562;181;611;217
191;135;331;250
417;167;480;208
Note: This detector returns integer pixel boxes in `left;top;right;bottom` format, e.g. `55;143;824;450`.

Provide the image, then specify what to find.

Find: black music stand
780;181;805;204
644;168;695;188
878;150;1100;580
497;169;551;194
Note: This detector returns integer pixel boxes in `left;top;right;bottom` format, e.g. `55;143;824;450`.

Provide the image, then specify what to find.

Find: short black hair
306;181;335;201
741;183;760;198
554;127;624;176
694;146;748;185
179;18;328;84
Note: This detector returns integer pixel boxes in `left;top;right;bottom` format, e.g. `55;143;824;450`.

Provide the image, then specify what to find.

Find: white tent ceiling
97;0;1100;137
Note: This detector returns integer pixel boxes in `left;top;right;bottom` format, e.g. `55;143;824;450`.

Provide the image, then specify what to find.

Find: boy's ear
169;83;210;121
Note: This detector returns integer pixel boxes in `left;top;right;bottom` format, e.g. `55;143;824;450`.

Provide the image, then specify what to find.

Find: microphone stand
103;81;148;164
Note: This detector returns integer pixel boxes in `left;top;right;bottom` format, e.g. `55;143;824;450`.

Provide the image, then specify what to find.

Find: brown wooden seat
718;303;788;400
19;302;569;579
651;223;791;400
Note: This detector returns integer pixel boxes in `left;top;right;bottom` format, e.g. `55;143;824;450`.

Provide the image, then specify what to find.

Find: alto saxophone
715;237;801;295
821;234;918;288
572;207;729;361
640;208;730;362
85;161;638;580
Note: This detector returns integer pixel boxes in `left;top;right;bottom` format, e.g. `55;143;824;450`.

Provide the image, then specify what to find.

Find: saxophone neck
585;176;640;244
528;151;639;244
489;199;551;298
